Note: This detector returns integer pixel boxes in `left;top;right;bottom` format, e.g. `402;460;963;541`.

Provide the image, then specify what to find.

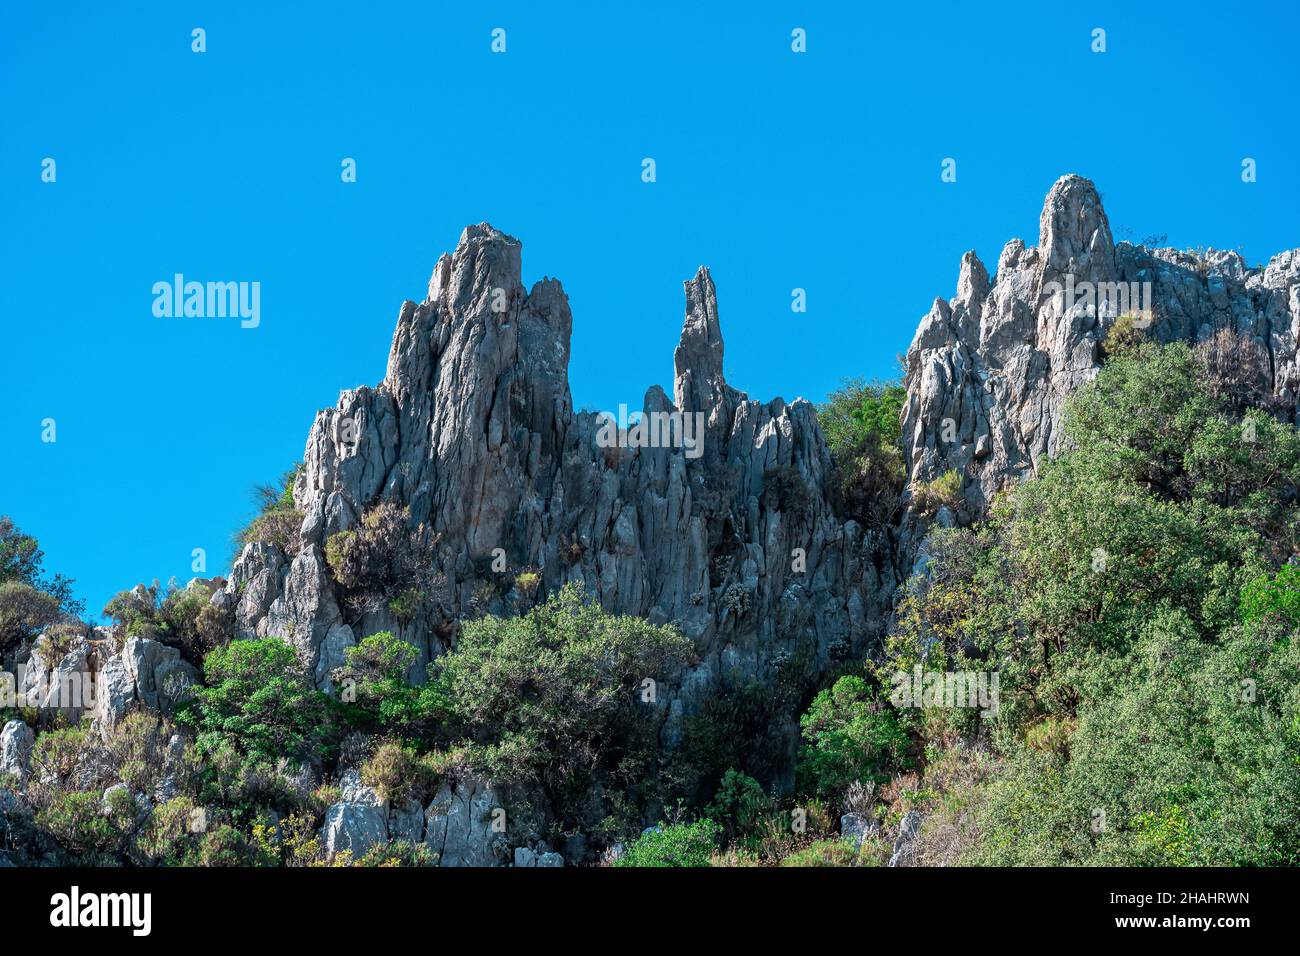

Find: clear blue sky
2;1;1296;618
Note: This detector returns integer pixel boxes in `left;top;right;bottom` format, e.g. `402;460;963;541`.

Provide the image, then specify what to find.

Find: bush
334;631;439;736
103;580;233;665
828;439;905;529
1101;312;1148;358
234;464;304;558
818;379;907;529
180;638;330;768
193;824;252;867
431;583;694;825
35;788;136;863
323;502;445;619
796;676;910;803
912;469;962;516
890;340;1300;866
779;837;859;867
705;769;770;844
134;796;202;865
1195;327;1278;415
614;819;720;867
818;379;906;457
0;516;42;584
0;581;61;655
361;741;441;805
0;515;84;624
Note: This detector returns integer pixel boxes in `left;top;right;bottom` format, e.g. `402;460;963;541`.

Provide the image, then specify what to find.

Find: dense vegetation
818;378;908;529
5;336;1299;866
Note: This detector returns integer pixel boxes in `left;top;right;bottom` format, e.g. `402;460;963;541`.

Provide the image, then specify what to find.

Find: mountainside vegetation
4;337;1299;866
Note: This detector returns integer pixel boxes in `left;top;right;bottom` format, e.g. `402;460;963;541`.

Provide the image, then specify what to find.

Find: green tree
430;583;695;823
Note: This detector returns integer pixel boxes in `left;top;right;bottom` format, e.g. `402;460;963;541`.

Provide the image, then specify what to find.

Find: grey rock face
320;770;389;859
225;222;896;787
840;812;876;847
887;810;923;867
321;801;389;859
94;637;199;736
902;174;1300;513
513;847;564;867
0;721;34;783
18;634;93;722
194;180;1298;853
424;775;510;867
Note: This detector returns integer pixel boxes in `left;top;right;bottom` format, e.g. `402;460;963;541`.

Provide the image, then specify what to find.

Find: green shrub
818;379;906;456
1240;563;1300;627
894;341;1300;866
0;581;61;654
323;503;444;620
334;631;439;736
1101;312;1148;357
796;676;910;803
779;837;859;867
35;788;136;862
234;464;304;558
361;741;441;806
0;515;84;626
134;796;202;865
180;638;330;768
431;583;694;823
192;824;251;866
614;819;720;867
912;469;962;516
705;769;770;844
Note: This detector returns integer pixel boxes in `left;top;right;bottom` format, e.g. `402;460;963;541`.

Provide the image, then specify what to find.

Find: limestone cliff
226;223;897;777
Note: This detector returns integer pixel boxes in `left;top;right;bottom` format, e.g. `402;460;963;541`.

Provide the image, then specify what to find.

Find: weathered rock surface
27;175;1282;866
887;810;923;867
95;637;199;735
16;637;93;722
226;221;898;790
0;721;34;784
903;174;1300;513
424;775;511;867
217;186;1300;847
320;769;390;859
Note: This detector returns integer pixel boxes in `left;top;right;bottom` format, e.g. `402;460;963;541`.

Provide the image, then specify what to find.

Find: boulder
0;721;34;783
424;775;510;867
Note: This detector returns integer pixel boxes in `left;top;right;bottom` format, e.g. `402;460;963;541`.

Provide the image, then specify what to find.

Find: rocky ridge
6;174;1298;865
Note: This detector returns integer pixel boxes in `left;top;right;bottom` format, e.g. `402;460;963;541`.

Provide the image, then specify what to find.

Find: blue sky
2;1;1297;618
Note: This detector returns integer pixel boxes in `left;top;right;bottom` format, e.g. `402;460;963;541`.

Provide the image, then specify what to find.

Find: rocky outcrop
423;775;511;867
513;847;564;867
95;637;199;736
226;222;897;788
320;770;391;859
887;810;923;867
0;721;34;784
903;174;1300;513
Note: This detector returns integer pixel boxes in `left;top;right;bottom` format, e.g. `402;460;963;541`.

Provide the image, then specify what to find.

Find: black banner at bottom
0;865;1273;944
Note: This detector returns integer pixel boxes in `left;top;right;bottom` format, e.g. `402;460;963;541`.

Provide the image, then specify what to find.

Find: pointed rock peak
1038;174;1114;273
458;222;520;249
428;222;524;311
680;266;722;356
909;296;955;356
674;265;733;418
957;251;989;303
